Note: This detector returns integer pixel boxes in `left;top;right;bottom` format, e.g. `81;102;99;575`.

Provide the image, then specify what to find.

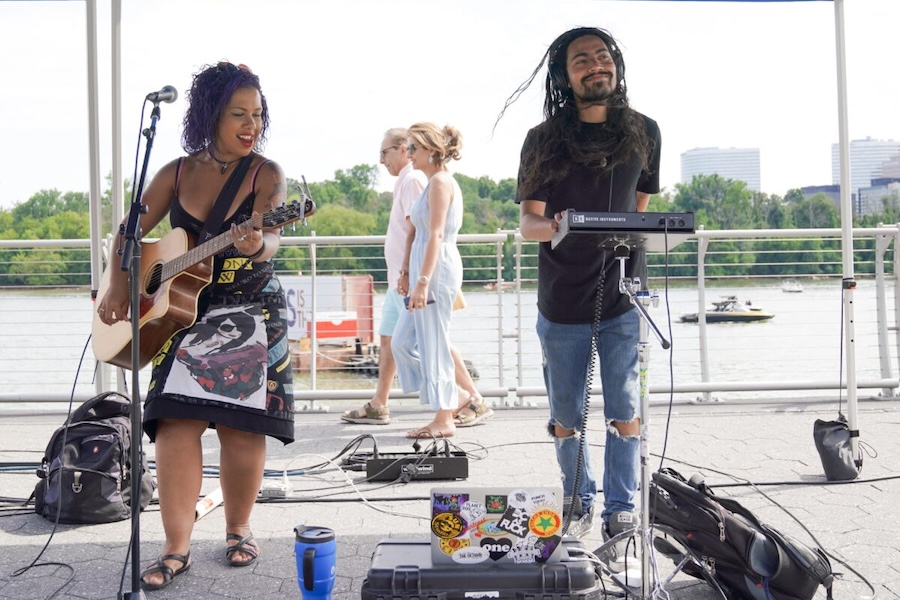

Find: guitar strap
197;152;256;244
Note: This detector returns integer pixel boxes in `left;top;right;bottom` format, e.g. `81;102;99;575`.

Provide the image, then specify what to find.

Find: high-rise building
831;138;900;200
858;178;900;217
882;155;900;179
680;147;761;192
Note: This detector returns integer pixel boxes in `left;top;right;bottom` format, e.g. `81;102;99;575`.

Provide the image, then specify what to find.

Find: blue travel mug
294;525;336;600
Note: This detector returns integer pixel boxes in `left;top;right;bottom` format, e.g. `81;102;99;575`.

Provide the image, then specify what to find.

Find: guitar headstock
294;176;316;225
262;176;316;230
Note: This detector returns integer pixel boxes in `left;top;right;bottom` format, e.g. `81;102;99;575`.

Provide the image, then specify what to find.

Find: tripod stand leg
638;312;652;598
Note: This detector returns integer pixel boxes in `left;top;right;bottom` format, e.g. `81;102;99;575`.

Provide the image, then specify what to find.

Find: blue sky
1;0;898;208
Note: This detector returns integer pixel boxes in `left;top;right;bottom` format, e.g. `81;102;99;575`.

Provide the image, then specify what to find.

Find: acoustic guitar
92;198;314;370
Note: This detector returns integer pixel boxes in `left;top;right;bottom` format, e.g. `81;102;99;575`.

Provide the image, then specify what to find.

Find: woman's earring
428;155;433;164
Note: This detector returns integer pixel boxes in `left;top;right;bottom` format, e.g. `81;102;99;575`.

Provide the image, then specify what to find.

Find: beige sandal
340;402;391;425
454;400;494;427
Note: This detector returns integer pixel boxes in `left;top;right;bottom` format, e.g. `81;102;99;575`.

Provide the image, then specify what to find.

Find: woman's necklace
207;149;239;174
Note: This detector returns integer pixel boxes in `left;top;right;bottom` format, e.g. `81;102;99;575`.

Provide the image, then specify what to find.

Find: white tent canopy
75;0;858;450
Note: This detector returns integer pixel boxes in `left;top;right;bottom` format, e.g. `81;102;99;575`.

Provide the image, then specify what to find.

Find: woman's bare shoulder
430;171;455;190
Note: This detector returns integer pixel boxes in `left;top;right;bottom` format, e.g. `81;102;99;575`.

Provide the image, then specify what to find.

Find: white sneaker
562;497;594;538
567;507;594;538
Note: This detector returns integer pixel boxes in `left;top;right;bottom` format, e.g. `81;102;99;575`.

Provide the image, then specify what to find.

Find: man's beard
576;84;614;105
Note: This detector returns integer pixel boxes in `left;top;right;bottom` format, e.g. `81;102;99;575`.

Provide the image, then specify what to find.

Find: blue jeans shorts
379;288;405;337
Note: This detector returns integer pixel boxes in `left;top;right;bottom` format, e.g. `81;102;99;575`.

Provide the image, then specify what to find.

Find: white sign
279;275;346;340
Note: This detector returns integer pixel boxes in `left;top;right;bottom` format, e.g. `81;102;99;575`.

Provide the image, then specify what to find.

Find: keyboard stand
586;234;689;598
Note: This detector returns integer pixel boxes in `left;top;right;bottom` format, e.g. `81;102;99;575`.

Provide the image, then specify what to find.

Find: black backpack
649;468;834;600
33;391;155;524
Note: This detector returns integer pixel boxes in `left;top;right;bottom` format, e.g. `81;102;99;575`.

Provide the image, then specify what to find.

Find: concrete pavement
0;396;898;599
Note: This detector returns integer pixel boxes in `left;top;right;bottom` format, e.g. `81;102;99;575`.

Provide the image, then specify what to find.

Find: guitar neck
160;214;263;282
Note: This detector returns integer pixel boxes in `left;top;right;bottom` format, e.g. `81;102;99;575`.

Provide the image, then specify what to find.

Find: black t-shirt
515;113;661;324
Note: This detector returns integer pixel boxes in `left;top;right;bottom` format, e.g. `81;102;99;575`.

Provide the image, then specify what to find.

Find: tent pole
85;0;111;394
833;0;860;461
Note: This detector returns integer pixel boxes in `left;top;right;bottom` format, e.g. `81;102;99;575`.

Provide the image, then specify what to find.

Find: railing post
494;234;506;391
514;232;525;404
309;231;318;394
874;225;894;397
893;224;900;397
696;228;712;403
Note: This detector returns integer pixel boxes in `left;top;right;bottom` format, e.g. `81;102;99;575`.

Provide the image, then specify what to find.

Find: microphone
145;85;178;104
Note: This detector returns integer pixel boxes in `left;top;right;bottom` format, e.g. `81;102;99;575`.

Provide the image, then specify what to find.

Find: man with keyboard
503;26;661;573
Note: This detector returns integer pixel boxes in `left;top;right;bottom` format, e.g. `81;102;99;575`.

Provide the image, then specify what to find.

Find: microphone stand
118;101;163;600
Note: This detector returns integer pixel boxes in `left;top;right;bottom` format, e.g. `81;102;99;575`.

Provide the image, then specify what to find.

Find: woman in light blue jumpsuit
392;122;464;439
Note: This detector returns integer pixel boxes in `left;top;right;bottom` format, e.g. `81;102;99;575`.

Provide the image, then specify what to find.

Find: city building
858;178;900;218
800;185;842;213
831;138;900;202
882;155;900;179
680;147;761;192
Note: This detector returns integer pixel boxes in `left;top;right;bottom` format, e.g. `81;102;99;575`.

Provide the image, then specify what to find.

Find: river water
0;281;895;406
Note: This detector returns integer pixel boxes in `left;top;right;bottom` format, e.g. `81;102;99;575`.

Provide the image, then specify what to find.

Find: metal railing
1;225;899;408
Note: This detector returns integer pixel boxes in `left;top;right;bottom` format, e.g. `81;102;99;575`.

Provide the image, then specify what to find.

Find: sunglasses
406;142;418;154
379;145;399;158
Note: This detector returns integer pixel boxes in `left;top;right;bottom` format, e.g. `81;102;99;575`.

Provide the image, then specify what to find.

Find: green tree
858;191;900;227
7;250;69;286
646;194;673;212
303;204;381;276
751;193;787;229
790;193;839;228
11;189;89;221
672;174;755;229
491;178;517;202
333;165;380;211
453;174;482;205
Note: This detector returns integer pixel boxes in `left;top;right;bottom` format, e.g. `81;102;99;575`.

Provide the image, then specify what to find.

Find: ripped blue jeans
536;309;640;523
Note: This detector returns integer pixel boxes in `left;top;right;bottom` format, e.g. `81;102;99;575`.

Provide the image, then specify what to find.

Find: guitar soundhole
146;264;163;296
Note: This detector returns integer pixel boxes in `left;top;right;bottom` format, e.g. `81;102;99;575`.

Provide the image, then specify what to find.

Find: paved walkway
0;396;897;599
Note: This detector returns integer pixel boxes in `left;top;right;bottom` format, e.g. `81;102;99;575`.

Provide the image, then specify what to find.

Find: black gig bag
33;391;155;524
649;468;833;600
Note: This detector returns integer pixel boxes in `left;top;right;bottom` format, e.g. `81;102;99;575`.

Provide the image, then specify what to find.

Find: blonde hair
407;122;463;166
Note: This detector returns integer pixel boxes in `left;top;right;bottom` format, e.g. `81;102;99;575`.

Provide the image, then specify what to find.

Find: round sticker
439;536;470;555
431;511;465;539
529;509;562;537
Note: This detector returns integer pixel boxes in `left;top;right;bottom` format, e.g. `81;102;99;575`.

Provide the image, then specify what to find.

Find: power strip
350;451;468;482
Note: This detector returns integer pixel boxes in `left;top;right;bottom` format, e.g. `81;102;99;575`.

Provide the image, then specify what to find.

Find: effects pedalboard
343;447;469;482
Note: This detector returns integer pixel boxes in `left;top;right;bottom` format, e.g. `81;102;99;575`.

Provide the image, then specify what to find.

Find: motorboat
781;279;804;293
680;295;775;323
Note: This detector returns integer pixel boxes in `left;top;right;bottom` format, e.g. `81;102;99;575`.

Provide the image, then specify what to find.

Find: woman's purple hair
181;61;270;155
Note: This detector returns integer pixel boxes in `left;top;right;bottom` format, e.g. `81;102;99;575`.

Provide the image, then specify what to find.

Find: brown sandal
340;402;390;425
407;427;455;439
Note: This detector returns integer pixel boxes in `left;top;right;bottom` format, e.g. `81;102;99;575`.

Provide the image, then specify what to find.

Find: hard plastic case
361;538;603;600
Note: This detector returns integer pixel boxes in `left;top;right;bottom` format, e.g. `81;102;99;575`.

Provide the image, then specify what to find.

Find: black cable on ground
11;335;91;600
